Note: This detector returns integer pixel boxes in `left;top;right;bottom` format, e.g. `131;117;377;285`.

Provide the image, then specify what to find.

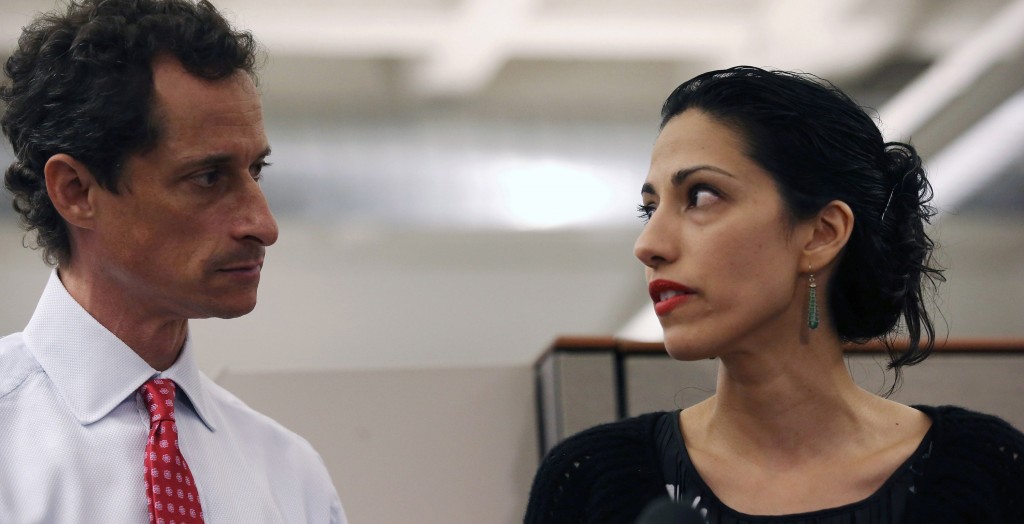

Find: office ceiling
1;0;1022;226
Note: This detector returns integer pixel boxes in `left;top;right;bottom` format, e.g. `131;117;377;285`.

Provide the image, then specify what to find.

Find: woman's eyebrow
641;164;736;196
671;164;736;186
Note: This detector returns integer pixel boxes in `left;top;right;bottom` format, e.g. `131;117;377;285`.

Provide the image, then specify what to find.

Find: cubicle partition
208;337;1021;522
536;337;1024;456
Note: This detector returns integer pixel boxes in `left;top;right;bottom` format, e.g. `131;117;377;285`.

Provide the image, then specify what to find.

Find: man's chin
192;296;259;320
220;301;258;319
214;308;256;320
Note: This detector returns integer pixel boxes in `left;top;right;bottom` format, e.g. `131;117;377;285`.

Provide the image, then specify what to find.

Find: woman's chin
660;325;721;361
663;341;719;361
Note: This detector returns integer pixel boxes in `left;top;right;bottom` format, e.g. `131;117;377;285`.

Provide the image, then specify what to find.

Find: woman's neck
691;334;880;463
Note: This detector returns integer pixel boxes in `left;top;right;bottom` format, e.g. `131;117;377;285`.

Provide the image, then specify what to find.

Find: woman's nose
633;210;677;268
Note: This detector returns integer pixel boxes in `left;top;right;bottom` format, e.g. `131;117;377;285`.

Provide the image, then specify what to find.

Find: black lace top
525;405;1024;524
654;411;934;524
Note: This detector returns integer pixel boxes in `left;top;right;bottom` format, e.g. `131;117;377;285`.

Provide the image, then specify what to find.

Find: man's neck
58;265;187;371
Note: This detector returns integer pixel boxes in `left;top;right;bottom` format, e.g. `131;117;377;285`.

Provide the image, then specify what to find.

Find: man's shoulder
0;332;40;400
198;373;324;461
199;374;317;444
197;373;343;511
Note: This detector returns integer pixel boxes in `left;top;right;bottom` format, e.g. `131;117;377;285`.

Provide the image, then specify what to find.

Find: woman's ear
802;199;854;269
44;154;100;230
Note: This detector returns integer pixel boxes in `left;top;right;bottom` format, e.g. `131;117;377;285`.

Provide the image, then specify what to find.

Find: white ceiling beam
513;16;744;60
236;13;742;61
232;7;909;94
879;0;1024;141
733;0;913;81
224;10;449;57
406;0;541;98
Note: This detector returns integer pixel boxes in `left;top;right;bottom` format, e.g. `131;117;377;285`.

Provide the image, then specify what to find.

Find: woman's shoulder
550;411;668;455
915;404;1024;473
909;405;1024;522
524;412;672;523
533;411;670;483
916;404;1024;449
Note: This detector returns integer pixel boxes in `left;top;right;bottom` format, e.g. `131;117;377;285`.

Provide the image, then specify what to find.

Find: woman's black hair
660;66;944;391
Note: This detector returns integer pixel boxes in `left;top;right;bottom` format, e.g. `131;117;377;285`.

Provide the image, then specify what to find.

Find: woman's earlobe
803;200;854;267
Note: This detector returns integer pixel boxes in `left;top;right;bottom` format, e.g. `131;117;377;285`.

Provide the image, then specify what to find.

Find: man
0;1;346;522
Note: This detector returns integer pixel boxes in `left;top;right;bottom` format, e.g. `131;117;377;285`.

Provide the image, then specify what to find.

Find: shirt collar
23;270;218;431
161;336;217;432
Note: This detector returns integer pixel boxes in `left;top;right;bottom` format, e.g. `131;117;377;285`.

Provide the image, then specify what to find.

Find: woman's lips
648;279;695;316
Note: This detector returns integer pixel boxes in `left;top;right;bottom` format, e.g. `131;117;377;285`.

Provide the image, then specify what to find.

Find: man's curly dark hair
1;0;260;266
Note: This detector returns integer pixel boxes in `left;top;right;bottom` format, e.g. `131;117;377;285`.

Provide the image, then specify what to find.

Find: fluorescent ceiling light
928;88;1024;215
492;158;615;230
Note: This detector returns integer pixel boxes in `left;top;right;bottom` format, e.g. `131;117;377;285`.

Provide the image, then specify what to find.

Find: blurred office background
2;0;1023;522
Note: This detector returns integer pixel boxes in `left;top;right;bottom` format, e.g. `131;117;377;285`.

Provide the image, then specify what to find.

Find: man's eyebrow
640;164;736;195
179;147;272;169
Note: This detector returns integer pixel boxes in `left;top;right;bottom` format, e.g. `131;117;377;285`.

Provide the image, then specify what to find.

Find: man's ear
802;199;854;270
44;154;101;230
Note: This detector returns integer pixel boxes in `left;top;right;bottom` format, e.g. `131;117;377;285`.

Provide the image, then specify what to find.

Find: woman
525;66;1024;523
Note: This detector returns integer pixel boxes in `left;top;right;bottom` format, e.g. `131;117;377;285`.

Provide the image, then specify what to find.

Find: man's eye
193;171;220;188
251;160;271;182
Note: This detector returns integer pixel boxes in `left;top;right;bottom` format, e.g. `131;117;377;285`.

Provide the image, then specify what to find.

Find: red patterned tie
141;378;205;524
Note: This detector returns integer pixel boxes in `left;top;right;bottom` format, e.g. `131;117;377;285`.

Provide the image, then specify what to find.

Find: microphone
634;496;707;524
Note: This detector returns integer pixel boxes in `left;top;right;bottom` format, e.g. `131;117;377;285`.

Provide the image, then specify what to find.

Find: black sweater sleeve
524;412;668;524
909;405;1024;524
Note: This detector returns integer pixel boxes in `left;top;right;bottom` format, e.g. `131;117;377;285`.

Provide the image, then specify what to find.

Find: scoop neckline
666;407;936;521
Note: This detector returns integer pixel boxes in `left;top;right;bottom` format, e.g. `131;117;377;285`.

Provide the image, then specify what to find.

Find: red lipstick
648;279;696;316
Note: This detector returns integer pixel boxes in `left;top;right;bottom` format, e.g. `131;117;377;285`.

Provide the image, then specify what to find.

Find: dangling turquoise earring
807;267;819;330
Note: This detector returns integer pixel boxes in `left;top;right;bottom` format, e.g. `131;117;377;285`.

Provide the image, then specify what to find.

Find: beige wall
218;366;538;524
4;214;1022;374
2;212;1023;522
625;353;1024;429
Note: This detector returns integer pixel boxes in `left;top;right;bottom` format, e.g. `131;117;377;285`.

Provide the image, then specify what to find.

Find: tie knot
141;378;177;423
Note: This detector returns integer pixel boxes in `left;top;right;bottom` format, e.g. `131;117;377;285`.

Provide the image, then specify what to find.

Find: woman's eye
688;185;721;208
636;203;655;223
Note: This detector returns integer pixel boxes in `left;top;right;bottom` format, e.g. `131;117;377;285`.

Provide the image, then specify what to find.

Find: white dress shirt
0;271;347;523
